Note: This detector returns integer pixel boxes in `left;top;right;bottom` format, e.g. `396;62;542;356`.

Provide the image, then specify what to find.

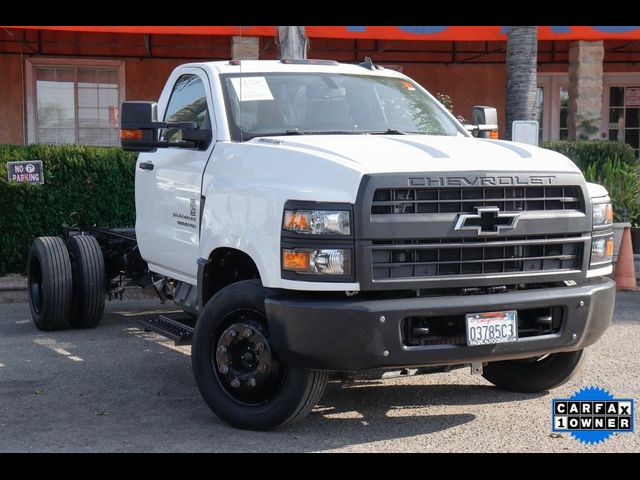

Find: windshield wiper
368;128;407;135
366;129;426;135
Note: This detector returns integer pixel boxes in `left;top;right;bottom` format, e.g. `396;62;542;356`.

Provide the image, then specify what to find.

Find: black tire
192;279;328;431
27;236;73;331
67;235;106;328
482;349;587;393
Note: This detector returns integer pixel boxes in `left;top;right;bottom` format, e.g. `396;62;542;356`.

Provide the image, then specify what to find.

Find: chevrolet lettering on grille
454;206;520;236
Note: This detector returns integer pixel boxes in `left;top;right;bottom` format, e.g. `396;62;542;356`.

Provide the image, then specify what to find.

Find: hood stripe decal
479;139;533;158
384;137;450;158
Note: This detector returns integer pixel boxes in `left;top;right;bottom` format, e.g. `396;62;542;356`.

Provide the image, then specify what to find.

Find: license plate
466;310;518;346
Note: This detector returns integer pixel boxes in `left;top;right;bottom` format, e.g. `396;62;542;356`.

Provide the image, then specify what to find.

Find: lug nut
255;343;265;352
218;364;229;374
242;328;253;338
217;345;227;353
230;378;241;388
247;378;257;387
227;329;237;338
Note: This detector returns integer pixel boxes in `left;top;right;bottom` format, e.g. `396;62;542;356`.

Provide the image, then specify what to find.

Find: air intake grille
371;186;583;215
371;234;584;280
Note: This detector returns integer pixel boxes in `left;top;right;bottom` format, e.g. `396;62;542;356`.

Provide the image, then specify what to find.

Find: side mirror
471;106;499;139
121;101;160;152
120;101;210;152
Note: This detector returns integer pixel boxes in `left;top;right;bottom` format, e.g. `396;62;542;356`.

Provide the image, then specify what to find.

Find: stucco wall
124;58;186;101
0;55;26;145
404;63;507;133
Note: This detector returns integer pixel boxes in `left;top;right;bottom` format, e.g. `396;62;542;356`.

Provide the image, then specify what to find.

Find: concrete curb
0;274;157;304
0;275;28;303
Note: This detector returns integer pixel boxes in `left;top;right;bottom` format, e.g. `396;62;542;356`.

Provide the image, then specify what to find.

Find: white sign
230;77;274;101
626;87;640;106
512;120;539;146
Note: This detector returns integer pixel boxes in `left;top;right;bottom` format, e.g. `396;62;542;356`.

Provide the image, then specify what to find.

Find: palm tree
278;26;307;60
505;26;538;140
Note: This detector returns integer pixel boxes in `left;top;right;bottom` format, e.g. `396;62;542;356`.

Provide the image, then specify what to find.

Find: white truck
27;58;616;431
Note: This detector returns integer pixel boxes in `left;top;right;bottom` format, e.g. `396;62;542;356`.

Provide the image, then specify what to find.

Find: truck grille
371;186;583;215
371;234;584;280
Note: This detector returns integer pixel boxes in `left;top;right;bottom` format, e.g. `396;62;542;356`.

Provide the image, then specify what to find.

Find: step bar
138;315;195;346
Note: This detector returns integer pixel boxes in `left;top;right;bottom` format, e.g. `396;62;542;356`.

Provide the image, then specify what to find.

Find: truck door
135;68;215;281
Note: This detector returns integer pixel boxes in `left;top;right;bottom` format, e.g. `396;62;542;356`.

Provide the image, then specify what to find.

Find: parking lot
0;292;638;452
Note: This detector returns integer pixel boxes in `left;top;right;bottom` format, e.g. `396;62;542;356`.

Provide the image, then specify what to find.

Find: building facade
2;26;640;158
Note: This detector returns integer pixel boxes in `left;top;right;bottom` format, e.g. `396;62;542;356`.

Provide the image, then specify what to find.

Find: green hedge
541;140;637;173
542;140;640;224
0;145;137;275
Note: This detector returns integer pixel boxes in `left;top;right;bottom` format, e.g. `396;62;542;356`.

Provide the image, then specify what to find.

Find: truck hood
254;134;581;174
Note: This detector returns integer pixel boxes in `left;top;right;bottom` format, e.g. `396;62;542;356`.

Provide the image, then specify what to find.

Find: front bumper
265;277;616;371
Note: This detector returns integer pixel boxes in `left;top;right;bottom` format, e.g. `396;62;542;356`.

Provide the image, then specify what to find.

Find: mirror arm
122;121;198;130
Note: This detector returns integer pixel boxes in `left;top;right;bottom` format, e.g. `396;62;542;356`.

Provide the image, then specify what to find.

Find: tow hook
470;362;483;375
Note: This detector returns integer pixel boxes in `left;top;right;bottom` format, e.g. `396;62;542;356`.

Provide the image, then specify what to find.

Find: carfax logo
552;386;634;445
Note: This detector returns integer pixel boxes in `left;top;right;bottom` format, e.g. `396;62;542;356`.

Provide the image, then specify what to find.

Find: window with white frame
26;59;125;146
537;74;569;142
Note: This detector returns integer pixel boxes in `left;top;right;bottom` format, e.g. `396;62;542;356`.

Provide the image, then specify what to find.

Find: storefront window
559;87;569;140
536;86;544;144
537;75;569;142
31;62;122;146
608;85;640;157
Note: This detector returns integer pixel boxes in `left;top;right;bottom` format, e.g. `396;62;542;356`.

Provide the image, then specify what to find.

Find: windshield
220;72;464;141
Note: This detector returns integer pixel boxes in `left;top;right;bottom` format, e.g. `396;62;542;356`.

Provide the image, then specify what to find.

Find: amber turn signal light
283;211;310;232
489;130;499;139
604;204;614;223
606;237;614;257
120;129;143;140
282;250;310;271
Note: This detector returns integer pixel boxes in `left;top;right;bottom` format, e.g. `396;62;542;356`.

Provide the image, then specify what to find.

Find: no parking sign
6;161;44;184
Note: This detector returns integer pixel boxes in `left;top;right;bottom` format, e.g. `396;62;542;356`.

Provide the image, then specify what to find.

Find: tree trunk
505;26;538;140
278;26;307;60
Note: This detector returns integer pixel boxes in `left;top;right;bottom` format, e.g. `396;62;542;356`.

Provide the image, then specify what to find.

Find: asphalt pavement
0;293;638;452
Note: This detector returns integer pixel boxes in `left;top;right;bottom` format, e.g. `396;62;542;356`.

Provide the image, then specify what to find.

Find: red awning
6;26;640;41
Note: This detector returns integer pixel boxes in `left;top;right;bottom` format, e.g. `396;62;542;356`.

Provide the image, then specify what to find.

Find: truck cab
29;59;616;431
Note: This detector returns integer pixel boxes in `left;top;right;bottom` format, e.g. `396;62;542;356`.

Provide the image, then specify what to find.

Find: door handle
139;162;154;171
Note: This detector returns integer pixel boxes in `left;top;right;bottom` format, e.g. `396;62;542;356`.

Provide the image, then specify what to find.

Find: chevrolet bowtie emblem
454;207;520;236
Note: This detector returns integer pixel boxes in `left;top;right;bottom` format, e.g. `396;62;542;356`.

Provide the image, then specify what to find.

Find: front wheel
191;280;328;430
482;349;587;393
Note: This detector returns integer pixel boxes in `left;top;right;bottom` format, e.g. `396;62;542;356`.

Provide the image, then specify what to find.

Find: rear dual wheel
67;235;106;328
28;235;106;330
28;237;73;331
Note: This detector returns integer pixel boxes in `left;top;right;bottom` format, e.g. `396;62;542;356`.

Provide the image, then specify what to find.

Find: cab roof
180;59;407;78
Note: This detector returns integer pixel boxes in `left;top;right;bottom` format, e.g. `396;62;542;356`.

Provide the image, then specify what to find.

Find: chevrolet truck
27;58;616;431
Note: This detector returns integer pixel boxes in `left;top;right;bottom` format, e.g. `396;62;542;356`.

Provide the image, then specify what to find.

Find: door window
161;74;209;142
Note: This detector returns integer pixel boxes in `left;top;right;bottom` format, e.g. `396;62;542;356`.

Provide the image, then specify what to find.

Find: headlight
283;209;351;235
282;248;351;275
592;202;613;228
590;236;614;266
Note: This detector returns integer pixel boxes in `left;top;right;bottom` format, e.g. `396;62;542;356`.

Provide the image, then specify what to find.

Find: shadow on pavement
272;381;545;451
